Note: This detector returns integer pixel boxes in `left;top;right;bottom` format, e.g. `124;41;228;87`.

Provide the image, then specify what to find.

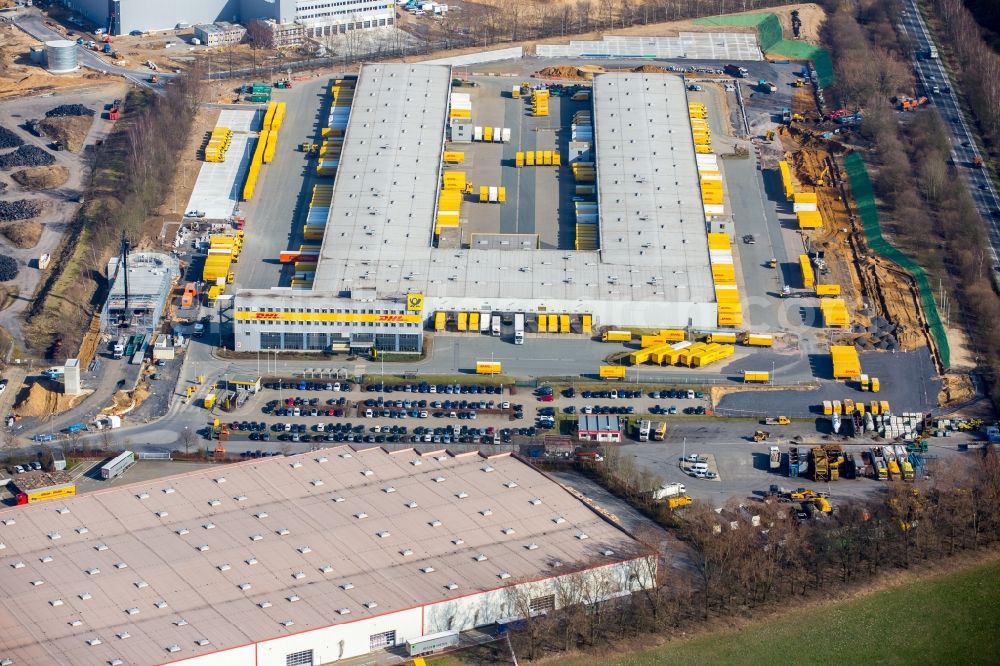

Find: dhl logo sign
238;311;423;324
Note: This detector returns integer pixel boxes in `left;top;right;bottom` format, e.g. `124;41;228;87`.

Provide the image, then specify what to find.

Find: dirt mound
39;116;91;153
632;64;670;73
11;165;69;190
938;373;975;407
536;65;605;80
102;382;152;416
14;380;91;419
2;219;42;248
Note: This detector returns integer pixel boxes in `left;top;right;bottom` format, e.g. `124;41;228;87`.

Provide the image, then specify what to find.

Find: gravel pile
0;255;18;281
0;200;42;221
0;126;24;149
45;104;95;118
0;146;55;169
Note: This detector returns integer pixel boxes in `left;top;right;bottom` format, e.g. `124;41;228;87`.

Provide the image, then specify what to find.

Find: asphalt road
233;75;334;290
12;9;162;88
898;0;1000;282
718;348;941;418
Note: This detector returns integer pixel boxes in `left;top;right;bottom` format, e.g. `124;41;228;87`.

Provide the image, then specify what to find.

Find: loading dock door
370;630;397;650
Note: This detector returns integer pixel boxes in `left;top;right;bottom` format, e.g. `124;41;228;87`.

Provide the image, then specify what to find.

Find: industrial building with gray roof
0;447;653;666
234;63;718;353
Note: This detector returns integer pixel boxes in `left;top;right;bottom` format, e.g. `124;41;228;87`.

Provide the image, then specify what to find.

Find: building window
398;334;420;352
286;650;314;666
261;332;282;350
285;333;304;350
530;594;555;614
369;630;396;650
307;333;327;350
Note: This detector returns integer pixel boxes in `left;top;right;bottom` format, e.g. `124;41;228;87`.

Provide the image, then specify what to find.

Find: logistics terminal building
0;448;652;666
233;63;718;354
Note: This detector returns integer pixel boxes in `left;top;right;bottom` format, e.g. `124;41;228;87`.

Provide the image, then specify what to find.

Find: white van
690;462;709;473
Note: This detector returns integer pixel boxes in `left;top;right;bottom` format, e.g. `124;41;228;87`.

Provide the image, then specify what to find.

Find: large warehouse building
63;0;393;37
233;64;720;354
0;448;654;666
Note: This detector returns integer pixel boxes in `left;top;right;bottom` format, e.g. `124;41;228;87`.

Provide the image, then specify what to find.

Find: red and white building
577;414;623;443
0;446;653;665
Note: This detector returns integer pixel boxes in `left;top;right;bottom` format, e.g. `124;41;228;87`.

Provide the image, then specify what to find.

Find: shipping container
743;333;774;347
434;311;446;331
101;451;135;480
476;361;502;375
407;631;459;657
602;330;632;342
743;370;770;383
599;365;626;380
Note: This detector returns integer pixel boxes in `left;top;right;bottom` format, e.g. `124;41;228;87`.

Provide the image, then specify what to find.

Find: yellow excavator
815;165;830;187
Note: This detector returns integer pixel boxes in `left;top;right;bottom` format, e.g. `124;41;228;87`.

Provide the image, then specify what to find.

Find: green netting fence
843;153;950;368
694;13;834;87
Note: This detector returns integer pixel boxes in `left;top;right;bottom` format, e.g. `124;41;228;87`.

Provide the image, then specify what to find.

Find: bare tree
179;427;197;455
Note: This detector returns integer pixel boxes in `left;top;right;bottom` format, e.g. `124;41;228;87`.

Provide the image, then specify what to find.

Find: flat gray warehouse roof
594;73;714;298
298;64;714;308
0;448;639;666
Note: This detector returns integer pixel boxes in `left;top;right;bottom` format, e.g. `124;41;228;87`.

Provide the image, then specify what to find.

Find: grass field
541;558;1000;666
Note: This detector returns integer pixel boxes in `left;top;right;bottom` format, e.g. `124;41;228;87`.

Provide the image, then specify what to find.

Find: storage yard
148;41;957;426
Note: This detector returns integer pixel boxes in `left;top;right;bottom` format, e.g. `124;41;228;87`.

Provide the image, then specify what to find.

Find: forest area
819;0;1000;405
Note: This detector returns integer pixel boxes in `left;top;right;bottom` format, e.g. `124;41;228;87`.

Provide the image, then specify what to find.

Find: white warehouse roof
0;448;641;665
285;63;715;312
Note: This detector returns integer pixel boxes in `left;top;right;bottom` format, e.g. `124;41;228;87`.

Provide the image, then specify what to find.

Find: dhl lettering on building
235;311;423;324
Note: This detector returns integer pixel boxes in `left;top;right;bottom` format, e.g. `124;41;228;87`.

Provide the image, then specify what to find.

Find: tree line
928;0;1000;159
26;65;206;355
508;447;1000;661
818;0;1000;405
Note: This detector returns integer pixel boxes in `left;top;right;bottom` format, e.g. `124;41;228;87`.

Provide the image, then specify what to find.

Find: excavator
814;165;830;187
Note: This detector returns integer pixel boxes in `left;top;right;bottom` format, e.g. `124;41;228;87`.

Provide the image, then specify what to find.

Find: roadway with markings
898;0;1000;281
